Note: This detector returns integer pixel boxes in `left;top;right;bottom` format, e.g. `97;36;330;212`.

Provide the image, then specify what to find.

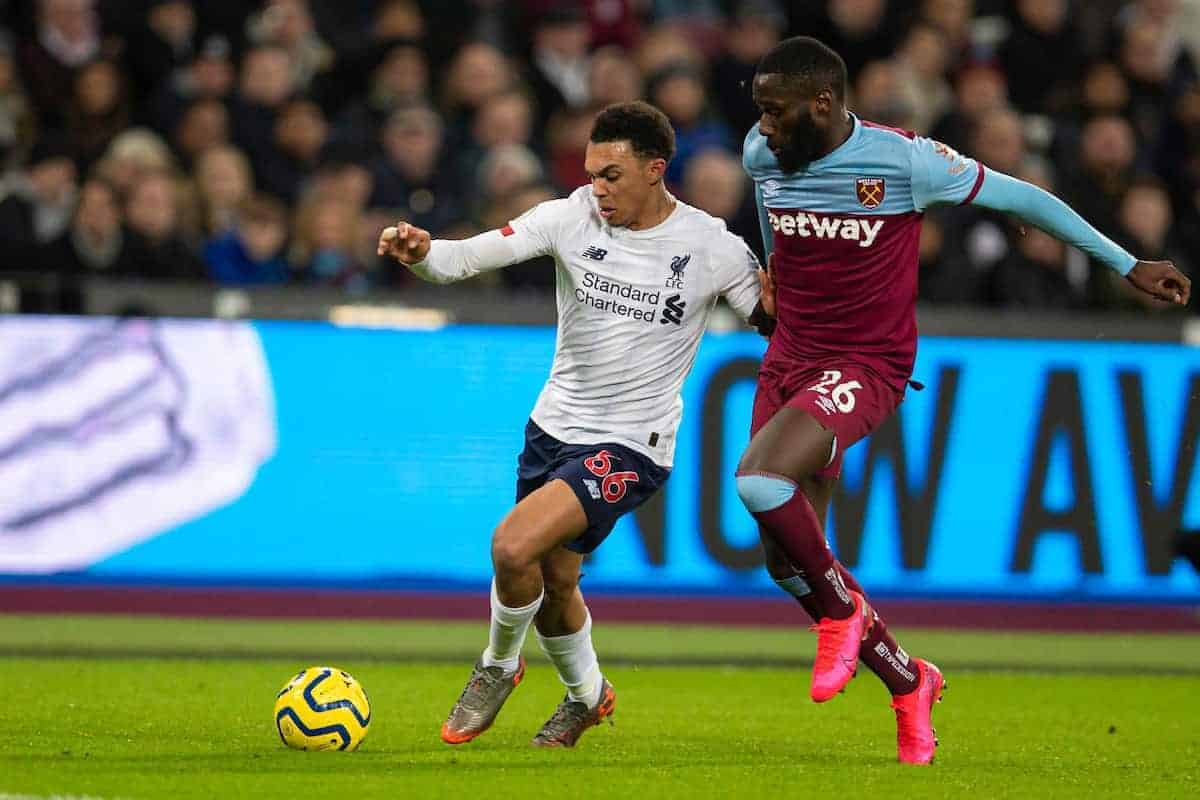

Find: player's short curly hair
757;36;847;100
590;101;676;163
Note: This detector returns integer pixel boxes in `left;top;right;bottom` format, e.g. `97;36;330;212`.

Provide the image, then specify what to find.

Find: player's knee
490;526;537;574
734;472;796;513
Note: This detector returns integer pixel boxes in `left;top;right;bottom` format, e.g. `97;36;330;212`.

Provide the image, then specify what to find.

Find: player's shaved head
756;36;847;101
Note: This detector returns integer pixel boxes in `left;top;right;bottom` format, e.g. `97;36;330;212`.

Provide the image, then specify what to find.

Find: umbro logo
582;245;608;261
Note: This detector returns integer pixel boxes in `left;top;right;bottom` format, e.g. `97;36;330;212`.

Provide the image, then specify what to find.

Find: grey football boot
531;678;616;748
440;657;526;744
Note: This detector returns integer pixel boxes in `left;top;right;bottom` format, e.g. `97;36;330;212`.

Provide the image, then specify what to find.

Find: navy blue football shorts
515;419;671;554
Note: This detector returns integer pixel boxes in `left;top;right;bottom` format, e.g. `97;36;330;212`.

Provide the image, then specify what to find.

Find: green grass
1;614;1198;799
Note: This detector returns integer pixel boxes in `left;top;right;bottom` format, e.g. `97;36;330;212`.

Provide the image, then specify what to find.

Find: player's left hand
1126;260;1191;305
759;254;777;317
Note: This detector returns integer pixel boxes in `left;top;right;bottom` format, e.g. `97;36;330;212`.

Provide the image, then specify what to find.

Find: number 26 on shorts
806;370;863;413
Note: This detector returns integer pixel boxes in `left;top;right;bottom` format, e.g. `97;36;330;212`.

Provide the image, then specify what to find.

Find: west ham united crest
855;177;885;209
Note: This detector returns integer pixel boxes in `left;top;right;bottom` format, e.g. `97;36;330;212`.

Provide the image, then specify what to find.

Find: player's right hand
759;253;777;318
1126;260;1191;305
377;221;431;265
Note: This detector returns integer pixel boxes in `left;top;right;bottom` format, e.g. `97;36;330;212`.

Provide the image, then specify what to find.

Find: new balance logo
582;246;608;261
660;294;686;325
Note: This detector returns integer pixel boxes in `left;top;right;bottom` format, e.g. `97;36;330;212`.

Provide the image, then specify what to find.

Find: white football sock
537;611;602;708
481;578;542;674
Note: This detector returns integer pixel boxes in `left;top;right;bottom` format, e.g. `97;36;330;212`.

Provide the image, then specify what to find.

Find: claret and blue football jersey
743;114;985;390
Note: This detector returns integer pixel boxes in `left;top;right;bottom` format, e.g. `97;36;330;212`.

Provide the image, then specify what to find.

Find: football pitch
1;614;1197;799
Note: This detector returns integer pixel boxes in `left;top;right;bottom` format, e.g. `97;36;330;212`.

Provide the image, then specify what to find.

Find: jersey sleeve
408;198;568;284
711;230;763;321
971;168;1137;274
909;136;985;211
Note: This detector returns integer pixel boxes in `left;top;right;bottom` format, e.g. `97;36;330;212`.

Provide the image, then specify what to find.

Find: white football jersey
413;186;762;466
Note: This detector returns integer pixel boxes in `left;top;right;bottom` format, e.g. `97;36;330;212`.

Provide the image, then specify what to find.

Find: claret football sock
858;609;920;696
482;578;543;674
537;611;603;708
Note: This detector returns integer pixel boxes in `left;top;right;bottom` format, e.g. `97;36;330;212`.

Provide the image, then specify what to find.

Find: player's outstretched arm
970;170;1190;305
376;217;552;286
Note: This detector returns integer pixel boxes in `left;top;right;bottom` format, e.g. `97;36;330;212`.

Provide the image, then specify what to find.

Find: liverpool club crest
855;177;885;209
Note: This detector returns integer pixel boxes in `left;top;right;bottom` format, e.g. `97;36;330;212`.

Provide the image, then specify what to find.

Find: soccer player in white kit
377;101;775;748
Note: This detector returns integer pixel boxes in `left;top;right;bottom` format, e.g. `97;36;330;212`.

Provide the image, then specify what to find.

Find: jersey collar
806;112;861;171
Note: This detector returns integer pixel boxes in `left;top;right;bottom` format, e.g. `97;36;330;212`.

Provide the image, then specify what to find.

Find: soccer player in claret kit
377;101;773;748
735;37;1191;764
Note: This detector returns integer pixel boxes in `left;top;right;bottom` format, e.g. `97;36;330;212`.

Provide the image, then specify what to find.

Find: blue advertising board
1;317;1197;602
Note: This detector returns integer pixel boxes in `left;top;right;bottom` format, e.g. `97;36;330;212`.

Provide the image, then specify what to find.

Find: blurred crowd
0;0;1198;313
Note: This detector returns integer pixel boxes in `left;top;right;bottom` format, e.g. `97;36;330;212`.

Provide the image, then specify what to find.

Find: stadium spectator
370;106;463;236
145;34;236;135
124;170;204;279
0;30;36;167
193;144;254;237
989;225;1091;310
0;0;1195;314
126;0;199;104
711;0;785;137
476;144;545;219
1117;16;1197;154
258;97;328;202
649;61;732;186
525;5;592;130
41;176;141;283
853;60;918;131
202;193;291;285
290;194;367;290
920;0;976;68
1099;176;1193;310
333;42;430;151
970;107;1027;177
93;127;176;196
893;21;953;135
634;24;702;76
230;45;294;172
172;98;231;170
929;62;1009;154
1062;114;1139;237
681;147;762;260
793;0;900;81
65;58;131;171
544;105;597;193
441;41;516;143
587;45;642;109
19;0;103;130
0;133;78;246
997;0;1086;115
245;0;334;95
